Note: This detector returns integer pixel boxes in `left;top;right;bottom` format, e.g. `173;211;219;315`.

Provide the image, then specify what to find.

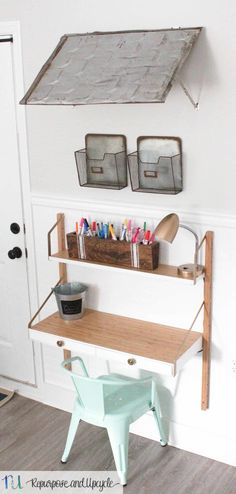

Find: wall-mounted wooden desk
29;309;202;377
29;213;213;410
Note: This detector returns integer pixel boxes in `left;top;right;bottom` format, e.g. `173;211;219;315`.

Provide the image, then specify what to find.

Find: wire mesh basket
75;133;127;189
128;136;183;194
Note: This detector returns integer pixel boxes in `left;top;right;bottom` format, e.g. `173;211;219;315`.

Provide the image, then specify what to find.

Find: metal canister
53;282;88;320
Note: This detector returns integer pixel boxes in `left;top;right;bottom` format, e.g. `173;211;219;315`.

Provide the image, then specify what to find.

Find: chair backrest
62;356;152;419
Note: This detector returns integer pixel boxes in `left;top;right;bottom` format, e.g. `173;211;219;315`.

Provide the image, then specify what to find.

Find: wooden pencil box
66;232;159;271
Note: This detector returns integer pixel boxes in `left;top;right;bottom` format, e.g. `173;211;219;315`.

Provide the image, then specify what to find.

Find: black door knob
10;223;20;234
8;247;22;259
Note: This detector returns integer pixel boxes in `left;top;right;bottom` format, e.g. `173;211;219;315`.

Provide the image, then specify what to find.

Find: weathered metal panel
20;28;201;105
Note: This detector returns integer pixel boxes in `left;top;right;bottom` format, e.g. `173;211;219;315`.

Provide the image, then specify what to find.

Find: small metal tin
53;282;88;321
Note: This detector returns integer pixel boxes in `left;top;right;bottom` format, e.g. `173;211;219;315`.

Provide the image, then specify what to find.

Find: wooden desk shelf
29;309;202;377
49;249;202;281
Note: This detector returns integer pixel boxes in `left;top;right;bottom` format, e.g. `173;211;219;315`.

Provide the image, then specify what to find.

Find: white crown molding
31;193;236;229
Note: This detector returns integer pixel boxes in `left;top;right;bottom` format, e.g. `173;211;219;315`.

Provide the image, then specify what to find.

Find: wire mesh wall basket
128;136;183;194
75;133;127;190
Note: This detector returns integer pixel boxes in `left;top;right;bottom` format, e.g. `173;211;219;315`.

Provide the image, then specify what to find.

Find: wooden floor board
0;394;236;494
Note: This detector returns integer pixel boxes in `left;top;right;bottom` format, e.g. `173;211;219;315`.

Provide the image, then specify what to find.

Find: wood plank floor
0;394;236;494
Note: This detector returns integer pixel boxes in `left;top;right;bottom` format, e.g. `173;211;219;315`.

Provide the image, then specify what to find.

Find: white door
0;39;35;383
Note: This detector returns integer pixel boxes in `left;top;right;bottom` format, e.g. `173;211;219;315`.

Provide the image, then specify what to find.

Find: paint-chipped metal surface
21;28;201;105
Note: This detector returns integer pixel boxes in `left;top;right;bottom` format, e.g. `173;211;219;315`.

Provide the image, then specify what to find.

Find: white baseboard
0;375;41;402
130;413;236;468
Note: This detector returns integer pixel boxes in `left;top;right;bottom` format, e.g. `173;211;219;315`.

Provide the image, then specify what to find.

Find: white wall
1;0;236;214
1;0;236;467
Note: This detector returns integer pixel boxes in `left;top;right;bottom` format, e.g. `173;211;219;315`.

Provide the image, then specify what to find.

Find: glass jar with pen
66;218;159;271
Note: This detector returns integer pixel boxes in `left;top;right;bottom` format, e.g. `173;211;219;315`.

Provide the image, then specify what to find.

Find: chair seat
99;373;152;419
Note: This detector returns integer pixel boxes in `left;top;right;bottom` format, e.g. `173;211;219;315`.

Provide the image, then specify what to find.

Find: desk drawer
30;329;95;357
30;329;174;375
96;346;174;376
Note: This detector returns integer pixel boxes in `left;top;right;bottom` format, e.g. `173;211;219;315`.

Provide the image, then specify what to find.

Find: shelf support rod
47;214;64;257
189;301;204;330
201;231;213;410
28;278;62;328
175;301;204;361
57;213;67;283
57;213;71;370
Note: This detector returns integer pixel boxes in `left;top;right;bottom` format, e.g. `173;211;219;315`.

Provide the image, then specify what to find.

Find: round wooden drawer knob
127;358;136;366
57;340;65;347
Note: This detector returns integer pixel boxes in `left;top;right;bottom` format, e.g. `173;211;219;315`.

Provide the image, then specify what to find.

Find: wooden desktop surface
31;308;202;364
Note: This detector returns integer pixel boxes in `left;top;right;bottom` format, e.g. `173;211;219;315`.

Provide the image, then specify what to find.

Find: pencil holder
66;232;79;259
137;242;159;270
66;232;159;271
83;237;132;267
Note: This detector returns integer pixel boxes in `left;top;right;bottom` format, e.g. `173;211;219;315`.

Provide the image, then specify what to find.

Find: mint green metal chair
61;356;167;486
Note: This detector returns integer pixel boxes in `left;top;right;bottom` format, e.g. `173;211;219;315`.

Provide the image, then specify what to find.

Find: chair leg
107;420;129;486
61;411;81;463
152;405;167;446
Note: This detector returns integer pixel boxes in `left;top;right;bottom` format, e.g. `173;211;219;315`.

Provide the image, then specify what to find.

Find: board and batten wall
1;0;236;467
31;198;236;468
